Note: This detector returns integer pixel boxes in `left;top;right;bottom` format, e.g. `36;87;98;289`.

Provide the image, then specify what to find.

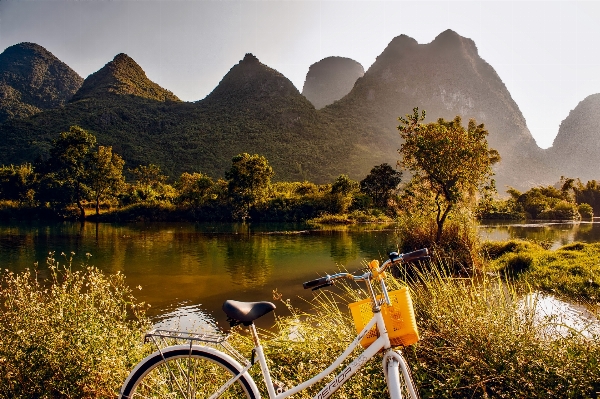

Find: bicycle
119;248;429;399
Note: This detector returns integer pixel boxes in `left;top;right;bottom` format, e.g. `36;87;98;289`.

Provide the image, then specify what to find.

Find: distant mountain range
0;30;596;190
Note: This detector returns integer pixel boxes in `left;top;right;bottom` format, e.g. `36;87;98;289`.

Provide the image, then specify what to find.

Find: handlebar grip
311;281;334;291
389;248;430;263
402;248;430;262
303;276;330;289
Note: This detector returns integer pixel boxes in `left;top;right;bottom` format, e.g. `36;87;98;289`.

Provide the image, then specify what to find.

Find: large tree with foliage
398;108;500;242
129;164;173;202
360;163;402;208
175;172;215;207
41;126;97;221
225;153;274;219
87;146;126;216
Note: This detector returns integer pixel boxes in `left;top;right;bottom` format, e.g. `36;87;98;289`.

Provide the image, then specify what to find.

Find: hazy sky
1;1;599;149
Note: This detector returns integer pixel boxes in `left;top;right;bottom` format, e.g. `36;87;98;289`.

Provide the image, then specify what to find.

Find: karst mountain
0;31;595;189
0;42;83;124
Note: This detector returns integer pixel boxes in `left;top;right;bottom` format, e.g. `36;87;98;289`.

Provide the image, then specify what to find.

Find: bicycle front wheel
119;345;258;399
385;350;419;399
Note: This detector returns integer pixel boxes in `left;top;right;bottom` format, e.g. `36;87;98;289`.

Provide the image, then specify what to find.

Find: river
1;220;599;329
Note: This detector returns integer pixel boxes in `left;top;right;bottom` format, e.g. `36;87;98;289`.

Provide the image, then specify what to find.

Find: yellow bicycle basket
348;286;419;349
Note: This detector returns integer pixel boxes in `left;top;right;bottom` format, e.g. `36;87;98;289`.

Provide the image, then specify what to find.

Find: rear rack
144;329;248;366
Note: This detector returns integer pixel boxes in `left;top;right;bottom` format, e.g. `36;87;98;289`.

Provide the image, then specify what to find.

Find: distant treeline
1;125;597;224
477;177;598;221
0;126;403;223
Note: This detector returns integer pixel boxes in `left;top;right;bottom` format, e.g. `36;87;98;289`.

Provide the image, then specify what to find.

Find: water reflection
2;220;599;329
520;292;600;339
0;222;399;327
479;219;600;249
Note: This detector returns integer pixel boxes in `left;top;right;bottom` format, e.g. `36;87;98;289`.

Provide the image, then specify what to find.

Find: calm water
2;220;599;329
0;222;400;328
479;219;600;249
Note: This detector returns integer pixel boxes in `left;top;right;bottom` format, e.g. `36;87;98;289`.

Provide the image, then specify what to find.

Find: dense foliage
0;127;407;223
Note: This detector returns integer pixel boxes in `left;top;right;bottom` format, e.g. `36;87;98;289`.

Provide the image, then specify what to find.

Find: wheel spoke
123;348;255;399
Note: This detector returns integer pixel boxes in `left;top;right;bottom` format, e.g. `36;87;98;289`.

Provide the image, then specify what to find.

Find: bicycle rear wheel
119;345;258;399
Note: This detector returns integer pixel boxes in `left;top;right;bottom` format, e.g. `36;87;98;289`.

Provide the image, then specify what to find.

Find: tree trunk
77;199;85;222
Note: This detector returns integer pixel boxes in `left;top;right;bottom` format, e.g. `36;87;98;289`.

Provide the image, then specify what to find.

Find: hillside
0;52;350;182
301;57;364;109
0;42;83;124
547;94;600;181
322;30;551;190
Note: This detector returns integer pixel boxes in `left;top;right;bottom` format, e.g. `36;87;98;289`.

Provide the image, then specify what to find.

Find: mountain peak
242;53;260;63
4;42;51;56
205;53;304;105
302;56;364;109
71;53;180;102
548;93;600;180
0;42;83;123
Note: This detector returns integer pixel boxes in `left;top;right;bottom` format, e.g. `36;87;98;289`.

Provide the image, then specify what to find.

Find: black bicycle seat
222;300;276;326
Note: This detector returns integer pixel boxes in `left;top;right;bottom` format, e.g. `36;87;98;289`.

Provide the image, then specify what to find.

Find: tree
398;108;500;242
42;126;97;221
129;164;170;202
87;146;126;216
175;172;215;207
360;163;402;208
330;174;359;214
225;153;274;219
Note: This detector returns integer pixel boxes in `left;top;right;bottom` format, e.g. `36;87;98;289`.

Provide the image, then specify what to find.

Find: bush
538;200;580;220
481;239;545;260
396;212;481;272
0;254;149;398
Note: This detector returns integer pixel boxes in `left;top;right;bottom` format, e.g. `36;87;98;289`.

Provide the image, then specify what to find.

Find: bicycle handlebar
302;248;429;290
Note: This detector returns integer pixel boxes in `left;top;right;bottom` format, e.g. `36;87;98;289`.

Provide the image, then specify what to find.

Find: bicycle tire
119;345;258;399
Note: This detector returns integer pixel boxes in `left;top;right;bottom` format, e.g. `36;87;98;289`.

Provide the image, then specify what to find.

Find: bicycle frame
230;307;409;399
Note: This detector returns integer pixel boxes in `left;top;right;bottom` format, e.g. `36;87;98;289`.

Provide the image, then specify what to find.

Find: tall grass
0;252;598;398
229;260;600;398
404;264;599;398
0;254;149;398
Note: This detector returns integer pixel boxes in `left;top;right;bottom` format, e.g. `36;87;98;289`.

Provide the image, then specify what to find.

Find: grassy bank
483;240;600;302
0;247;598;398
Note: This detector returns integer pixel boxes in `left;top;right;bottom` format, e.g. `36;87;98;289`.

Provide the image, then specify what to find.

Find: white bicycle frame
207;300;416;399
124;250;427;399
250;308;416;399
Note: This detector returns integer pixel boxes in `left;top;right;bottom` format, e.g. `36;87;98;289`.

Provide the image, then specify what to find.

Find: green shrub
481;239;544;260
538;200;580;220
486;241;600;301
0;254;149;398
578;203;594;219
